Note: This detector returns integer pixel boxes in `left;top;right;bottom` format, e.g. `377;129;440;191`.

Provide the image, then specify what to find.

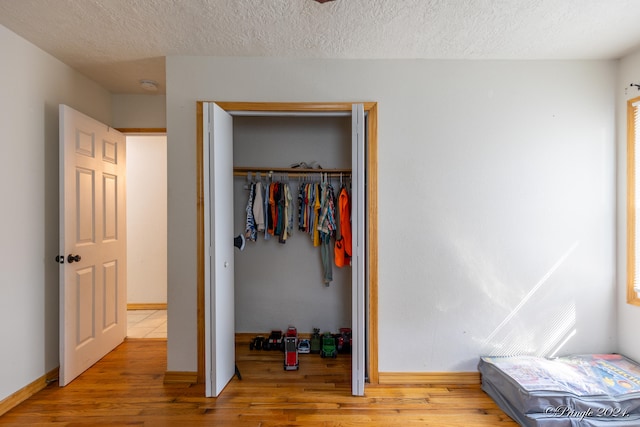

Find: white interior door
59;105;127;386
203;102;236;397
351;103;366;396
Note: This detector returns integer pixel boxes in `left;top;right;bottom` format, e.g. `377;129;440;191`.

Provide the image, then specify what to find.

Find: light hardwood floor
0;338;517;426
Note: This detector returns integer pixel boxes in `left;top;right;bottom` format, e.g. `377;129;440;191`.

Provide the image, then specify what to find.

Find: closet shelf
233;166;351;177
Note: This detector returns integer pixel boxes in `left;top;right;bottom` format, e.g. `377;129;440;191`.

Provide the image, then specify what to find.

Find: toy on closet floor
284;326;299;371
249;330;283;351
310;328;322;354
263;330;283;351
335;327;352;354
297;339;311;354
249;335;265;350
321;332;338;358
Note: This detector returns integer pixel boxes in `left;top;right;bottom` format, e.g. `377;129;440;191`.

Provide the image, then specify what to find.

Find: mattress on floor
478;354;640;427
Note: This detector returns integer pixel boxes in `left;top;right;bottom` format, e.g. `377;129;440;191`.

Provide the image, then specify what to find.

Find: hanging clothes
317;181;337;284
250;180;291;244
320;233;332;285
312;183;321;247
244;173;349;283
277;182;293;244
297;183;306;232
244;182;257;242
280;183;293;243
317;182;337;236
335;185;352;267
287;184;295;237
334;185;345;267
306;183;314;235
253;181;265;232
268;182;277;235
274;183;284;237
263;179;271;240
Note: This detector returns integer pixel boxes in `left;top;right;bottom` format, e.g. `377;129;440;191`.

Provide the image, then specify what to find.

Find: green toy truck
320;332;337;358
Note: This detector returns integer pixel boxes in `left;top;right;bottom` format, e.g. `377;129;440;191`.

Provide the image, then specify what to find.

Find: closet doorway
196;102;378;397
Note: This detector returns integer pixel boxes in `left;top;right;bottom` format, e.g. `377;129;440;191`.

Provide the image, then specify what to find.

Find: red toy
284;326;299;371
335;327;352;353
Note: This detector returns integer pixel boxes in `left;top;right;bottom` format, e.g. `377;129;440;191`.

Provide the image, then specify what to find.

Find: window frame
627;96;640;305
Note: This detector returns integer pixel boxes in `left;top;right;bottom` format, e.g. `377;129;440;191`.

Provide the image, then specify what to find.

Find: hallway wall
126;135;167;305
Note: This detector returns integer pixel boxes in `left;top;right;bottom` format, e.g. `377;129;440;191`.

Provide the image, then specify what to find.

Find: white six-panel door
59;105;127;386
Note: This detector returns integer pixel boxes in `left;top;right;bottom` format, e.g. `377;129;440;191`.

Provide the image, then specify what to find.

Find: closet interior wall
232;115;352;334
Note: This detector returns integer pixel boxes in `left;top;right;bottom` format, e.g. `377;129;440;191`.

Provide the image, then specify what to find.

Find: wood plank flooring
0;338;517;426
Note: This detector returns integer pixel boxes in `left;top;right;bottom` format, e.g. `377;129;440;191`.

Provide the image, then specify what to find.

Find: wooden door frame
196;101;379;386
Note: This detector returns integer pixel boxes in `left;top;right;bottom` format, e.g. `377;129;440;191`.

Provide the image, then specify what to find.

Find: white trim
351;103;366;396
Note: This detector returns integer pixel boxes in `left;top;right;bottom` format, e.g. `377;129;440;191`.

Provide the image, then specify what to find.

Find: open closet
233;115;353;333
198;102;378;399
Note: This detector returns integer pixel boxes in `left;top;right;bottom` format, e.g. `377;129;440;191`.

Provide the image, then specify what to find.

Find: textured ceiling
2;0;640;94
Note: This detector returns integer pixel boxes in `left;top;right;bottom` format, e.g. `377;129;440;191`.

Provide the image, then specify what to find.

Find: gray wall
112;94;166;129
617;47;640;362
166;57;617;373
0;24;112;402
